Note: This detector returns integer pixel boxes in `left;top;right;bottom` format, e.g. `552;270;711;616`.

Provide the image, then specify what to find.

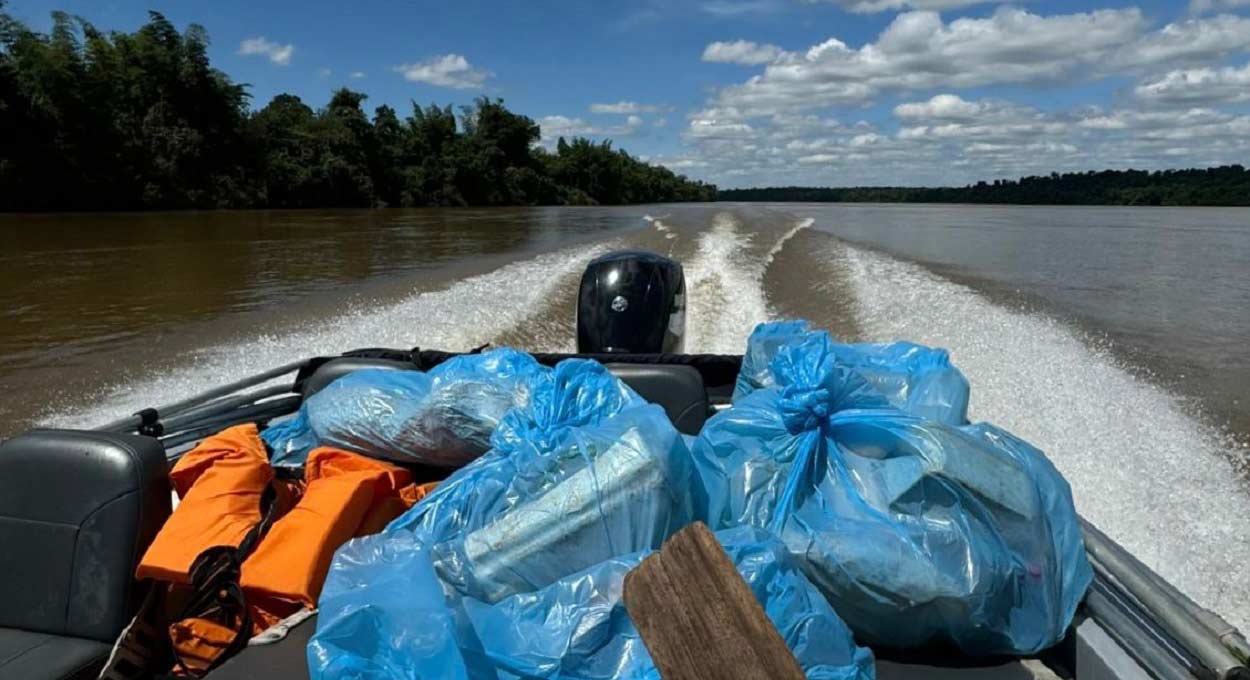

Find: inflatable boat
0;251;1245;680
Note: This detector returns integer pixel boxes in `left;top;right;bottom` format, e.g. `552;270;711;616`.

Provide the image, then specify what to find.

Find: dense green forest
0;7;716;211
719;166;1250;206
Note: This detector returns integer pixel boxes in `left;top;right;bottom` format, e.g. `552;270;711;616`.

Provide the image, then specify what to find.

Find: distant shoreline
717;200;1250;209
719;165;1250;207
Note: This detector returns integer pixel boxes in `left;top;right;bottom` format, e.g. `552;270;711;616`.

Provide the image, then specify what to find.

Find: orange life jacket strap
169;482;280;678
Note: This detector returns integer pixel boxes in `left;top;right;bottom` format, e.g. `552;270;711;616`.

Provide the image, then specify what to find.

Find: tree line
0;6;717;211
719;166;1250;207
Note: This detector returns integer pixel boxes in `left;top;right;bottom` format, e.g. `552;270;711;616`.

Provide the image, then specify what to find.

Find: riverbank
719;165;1250;206
1;10;715;212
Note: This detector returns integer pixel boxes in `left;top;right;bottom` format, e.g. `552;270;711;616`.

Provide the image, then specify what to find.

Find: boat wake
682;213;775;353
642;214;676;240
45;243;614;430
765;217;813;265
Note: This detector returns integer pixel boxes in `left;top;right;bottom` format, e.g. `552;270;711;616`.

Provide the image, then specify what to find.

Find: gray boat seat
0;629;112;680
605;363;709;434
0;430;170;680
300;357;711;435
300;357;413;398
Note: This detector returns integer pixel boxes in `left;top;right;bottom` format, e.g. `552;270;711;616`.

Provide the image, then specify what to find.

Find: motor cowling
577;250;685;354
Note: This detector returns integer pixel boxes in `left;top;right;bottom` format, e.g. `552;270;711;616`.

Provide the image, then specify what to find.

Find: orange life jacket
136;424;437;675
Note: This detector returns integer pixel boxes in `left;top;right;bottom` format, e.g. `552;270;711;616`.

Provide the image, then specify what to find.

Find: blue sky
9;0;1250;187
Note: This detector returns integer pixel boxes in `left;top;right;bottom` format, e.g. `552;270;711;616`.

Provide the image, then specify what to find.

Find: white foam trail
765;217;813;265
45;243;614;430
642;214;676;240
838;242;1250;630
682;213;774;353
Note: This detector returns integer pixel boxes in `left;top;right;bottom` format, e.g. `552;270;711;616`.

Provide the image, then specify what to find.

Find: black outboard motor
577;250;686;353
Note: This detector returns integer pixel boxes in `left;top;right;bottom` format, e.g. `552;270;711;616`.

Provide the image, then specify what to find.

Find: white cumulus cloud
895;94;1004;122
663;158;712;170
1112;14;1250;69
590;101;663;114
671;5;1250;188
815;0;1007;13
702;40;784;65
679;89;1250;188
349;71;366;79
1136;62;1250;105
394;54;491;89
538;114;644;145
237;37;294;66
698;8;1250;117
701;0;780;16
1189;0;1250;13
687;112;756;139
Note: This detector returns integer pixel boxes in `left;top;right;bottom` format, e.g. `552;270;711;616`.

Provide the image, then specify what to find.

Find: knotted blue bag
735;320;971;425
697;326;1091;654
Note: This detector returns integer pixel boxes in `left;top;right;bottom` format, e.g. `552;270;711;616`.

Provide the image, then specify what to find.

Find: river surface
2;203;1248;628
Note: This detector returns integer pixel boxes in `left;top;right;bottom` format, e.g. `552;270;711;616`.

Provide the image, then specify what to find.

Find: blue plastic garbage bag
263;348;543;467
385;359;650;541
417;400;695;604
487;357;647;459
463;526;874;680
311;525;874;680
735;320;971;426
307;532;469;680
309;359;700;678
697;329;1091;655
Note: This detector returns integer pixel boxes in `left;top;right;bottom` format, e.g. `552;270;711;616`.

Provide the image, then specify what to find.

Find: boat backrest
300;357;711;435
0;430;170;641
605;363;710;434
299;357;413;398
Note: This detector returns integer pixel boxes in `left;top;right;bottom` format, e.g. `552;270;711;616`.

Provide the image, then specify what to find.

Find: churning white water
682;213;772;353
682;213;812;353
46;242;613;430
836;240;1250;631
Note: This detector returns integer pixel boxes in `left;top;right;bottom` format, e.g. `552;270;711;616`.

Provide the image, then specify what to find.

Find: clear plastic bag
264;349;543;467
697;329;1091;654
